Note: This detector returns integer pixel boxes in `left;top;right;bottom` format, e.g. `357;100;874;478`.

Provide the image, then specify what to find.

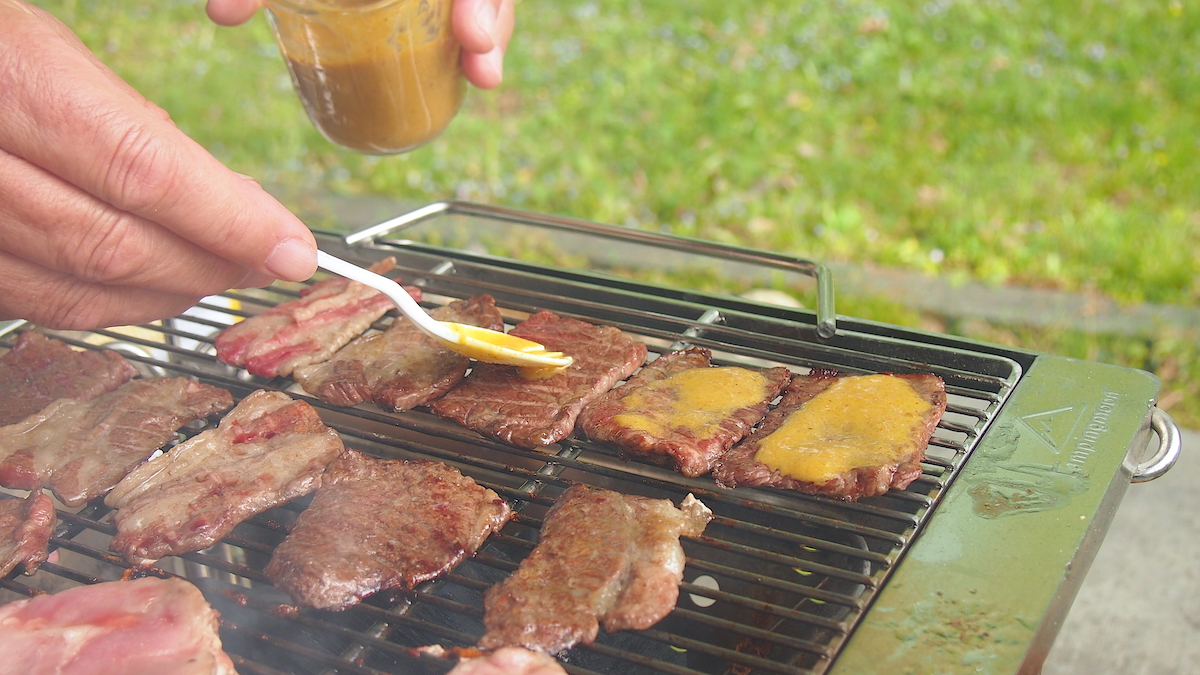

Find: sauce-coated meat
0;489;55;577
578;347;791;477
294;294;504;411
106;390;343;566
0;331;136;425
265;451;512;610
431;311;647;448
215;257;419;379
0;377;233;506
713;370;946;500
479;485;712;654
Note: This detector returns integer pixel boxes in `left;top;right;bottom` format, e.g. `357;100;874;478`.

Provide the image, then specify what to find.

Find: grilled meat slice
713;370;947;500
106;390;343;566
0;331;137;425
446;647;567;675
0;576;237;675
430;311;647;448
294;294;505;411
265;451;512;610
479;485;712;654
0;378;233;506
578;347;792;477
214;257;420;379
0;489;55;577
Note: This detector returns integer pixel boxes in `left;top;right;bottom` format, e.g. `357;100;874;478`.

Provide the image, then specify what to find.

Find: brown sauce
272;0;464;154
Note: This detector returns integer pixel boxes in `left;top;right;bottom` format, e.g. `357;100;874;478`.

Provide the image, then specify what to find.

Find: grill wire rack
0;204;1025;675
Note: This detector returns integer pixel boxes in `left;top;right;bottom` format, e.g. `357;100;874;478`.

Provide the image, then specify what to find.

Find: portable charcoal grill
0;201;1181;675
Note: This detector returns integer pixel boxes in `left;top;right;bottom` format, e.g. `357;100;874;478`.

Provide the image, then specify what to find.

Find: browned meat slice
712;370;947;500
430;311;647;448
479;484;712;654
577;347;792;477
106;390;344;566
446;647;567;675
0;576;237;674
0;489;55;577
0;331;137;425
214;257;421;379
265;451;512;610
0;378;234;506
294;294;505;411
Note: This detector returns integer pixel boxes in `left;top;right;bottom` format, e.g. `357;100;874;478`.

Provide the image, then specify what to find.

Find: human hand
206;0;515;89
0;1;318;330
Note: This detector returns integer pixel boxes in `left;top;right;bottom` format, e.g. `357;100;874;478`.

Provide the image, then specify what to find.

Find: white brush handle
315;251;455;342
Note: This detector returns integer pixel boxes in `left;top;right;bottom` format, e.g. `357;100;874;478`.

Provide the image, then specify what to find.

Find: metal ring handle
1131;407;1182;483
344;200;839;339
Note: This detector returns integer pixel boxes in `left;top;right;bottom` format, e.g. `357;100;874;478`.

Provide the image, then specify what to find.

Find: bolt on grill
6;201;1160;675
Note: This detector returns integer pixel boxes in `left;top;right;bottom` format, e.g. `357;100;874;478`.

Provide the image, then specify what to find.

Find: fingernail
265;238;317;281
475;2;498;44
485;48;504;84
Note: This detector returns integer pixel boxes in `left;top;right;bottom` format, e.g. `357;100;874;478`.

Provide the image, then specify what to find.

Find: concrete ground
1042;427;1198;675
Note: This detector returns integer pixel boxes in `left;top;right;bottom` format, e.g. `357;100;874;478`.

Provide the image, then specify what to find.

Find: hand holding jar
206;0;515;154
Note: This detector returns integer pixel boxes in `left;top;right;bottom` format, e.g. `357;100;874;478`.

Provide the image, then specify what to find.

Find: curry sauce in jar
266;0;465;154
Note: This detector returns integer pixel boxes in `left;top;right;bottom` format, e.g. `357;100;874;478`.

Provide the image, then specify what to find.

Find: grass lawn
29;0;1200;425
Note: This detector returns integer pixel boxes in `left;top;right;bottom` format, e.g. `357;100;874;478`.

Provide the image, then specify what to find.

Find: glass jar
265;0;465;154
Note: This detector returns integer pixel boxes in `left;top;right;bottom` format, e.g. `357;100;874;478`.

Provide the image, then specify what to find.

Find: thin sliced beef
265;451;512;610
214;257;421;378
0;489;55;577
294;294;505;411
712;370;947;500
0;331;137;425
446;647;567;675
430;311;647;448
106;390;343;566
0;378;233;506
0;576;237;675
577;347;791;477
479;485;712;654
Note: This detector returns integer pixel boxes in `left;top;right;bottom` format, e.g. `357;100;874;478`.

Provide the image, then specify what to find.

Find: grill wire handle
1131;407;1182;483
345;200;840;339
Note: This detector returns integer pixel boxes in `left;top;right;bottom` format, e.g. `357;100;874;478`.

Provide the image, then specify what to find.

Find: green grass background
30;0;1200;424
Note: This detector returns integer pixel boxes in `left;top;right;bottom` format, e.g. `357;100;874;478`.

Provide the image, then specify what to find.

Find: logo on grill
1018;406;1085;455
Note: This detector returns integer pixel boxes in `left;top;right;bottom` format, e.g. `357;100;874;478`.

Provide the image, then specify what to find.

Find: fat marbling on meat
294;294;505;411
479;484;712;654
0;377;233;507
214;257;420;379
265;450;512;610
430;311;647;448
105;390;344;566
712;370;947;500
0;576;237;675
0;331;137;425
577;347;792;477
0;489;55;577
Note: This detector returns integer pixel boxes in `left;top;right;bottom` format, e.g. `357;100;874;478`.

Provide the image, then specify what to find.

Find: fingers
202;0;514;89
205;0;263;26
0;6;317;284
453;0;514;89
0;147;260;298
0;250;205;331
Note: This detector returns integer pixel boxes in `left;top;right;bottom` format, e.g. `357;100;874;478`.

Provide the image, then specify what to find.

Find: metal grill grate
0;205;1024;675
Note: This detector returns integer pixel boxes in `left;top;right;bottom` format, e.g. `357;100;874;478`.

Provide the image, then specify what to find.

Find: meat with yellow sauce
577;347;792;477
712;370;946;500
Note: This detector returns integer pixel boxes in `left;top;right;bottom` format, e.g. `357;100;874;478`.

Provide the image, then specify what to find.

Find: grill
0;201;1181;674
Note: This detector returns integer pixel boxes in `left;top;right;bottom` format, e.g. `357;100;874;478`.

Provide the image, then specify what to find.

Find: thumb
206;0;264;26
